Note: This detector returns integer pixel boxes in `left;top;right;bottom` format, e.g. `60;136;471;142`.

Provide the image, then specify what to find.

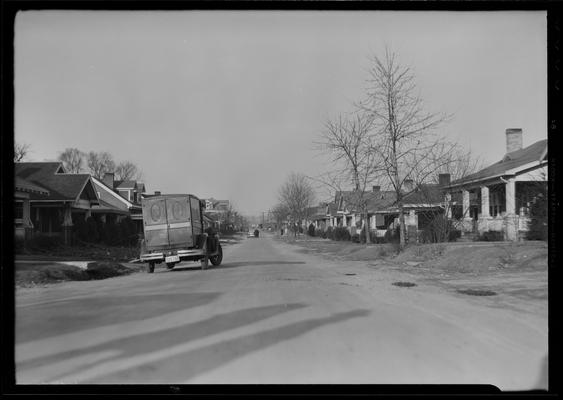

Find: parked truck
139;193;223;273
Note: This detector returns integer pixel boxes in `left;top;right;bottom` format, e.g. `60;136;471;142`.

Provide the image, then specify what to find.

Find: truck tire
166;263;175;270
210;244;223;266
148;262;155;273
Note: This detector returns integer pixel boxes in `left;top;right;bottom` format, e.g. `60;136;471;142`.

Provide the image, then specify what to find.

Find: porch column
62;203;73;246
462;189;470;219
505;179;516;215
85;209;92;219
445;192;452;219
480;186;490;217
22;198;34;239
351;214;356;229
408;209;416;226
505;178;517;241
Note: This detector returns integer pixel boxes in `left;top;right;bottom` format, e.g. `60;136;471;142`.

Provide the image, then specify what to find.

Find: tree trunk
364;211;369;247
399;205;406;250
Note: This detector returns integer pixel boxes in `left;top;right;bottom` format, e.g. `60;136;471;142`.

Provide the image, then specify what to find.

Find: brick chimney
103;172;114;188
372;185;380;193
506;128;523;153
439;173;451;187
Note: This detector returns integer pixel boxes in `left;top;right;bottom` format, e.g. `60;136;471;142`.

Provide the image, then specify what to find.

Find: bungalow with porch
15;162;100;245
15;177;50;240
445;129;547;241
92;173;146;233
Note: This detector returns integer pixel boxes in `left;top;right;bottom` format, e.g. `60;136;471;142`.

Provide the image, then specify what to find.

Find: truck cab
139;193;222;273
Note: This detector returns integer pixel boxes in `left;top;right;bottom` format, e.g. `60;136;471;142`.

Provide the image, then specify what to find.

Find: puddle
457;288;497;296
392;281;417;287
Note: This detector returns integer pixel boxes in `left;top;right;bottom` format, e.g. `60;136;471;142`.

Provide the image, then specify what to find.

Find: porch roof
448;139;547;188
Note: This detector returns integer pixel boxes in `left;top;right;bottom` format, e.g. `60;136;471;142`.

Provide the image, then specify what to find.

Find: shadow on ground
16;292;222;343
21;303;308;382
84;309;371;383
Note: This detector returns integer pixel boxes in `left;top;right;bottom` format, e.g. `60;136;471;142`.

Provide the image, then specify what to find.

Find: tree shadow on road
19;303;308;382
16;292;222;343
85;309;371;383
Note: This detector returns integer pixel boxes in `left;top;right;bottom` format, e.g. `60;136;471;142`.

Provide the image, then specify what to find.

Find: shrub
527;194;548;241
308;223;316;237
384;226;400;243
479;231;504;241
325;226;334;240
418;215;460;243
359;228;378;244
26;234;62;251
333;227;351;241
351;233;360;243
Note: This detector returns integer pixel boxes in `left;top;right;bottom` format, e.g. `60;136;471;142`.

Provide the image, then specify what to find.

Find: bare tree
115;160;143;181
278;172;316;237
315;111;382;246
58;147;85;173
357;48;457;249
87;151;116;179
14;142;31;162
271;203;290;231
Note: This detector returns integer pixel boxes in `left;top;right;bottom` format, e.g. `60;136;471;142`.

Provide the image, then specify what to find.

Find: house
90;176;143;231
15;177;50;240
444;128;547;241
330;187;397;235
14;162;100;245
301;203;329;232
94;173;146;232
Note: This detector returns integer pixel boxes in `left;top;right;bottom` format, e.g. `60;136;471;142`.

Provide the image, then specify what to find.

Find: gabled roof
15;177;50;195
91;176;135;211
115;180;137;190
15;162;98;203
335;190;396;213
402;184;444;205
450;139;547;187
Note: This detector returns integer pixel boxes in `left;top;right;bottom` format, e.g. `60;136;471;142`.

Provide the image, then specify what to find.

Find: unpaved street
15;234;548;390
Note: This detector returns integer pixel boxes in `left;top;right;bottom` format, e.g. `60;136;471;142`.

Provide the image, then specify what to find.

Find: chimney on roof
506;128;523;153
372;185;380;193
103;172;114;188
439;173;451;187
154;191;161;196
404;179;414;192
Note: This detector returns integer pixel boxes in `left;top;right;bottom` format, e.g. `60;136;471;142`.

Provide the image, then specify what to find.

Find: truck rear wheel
166;263;175;270
148;262;155;273
210;244;223;266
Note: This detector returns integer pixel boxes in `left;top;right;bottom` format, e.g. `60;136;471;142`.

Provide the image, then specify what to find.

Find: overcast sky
14;10;547;216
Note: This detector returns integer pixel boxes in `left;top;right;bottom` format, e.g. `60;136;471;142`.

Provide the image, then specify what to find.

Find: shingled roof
15;177;50;195
15;162;98;203
449;139;547;187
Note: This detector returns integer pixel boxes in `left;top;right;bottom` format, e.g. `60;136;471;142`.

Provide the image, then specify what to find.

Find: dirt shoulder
273;234;548;317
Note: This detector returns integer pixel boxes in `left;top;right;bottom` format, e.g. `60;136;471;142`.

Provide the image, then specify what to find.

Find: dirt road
15;233;548;390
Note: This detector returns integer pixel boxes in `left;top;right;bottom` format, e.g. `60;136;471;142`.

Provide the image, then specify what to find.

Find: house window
489;185;506;217
375;214;386;229
14;201;23;220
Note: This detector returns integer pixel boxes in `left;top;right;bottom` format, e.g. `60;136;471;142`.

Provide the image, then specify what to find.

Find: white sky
14;10;547;216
